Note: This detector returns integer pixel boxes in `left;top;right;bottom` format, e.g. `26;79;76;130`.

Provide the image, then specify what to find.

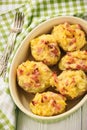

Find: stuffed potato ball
17;60;52;93
29;91;66;116
52;22;86;51
50;70;87;99
59;50;87;71
30;34;61;66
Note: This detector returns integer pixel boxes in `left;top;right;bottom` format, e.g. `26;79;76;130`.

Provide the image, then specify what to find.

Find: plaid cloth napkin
0;0;87;130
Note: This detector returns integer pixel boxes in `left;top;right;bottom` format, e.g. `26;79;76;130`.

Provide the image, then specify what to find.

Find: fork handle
0;32;17;77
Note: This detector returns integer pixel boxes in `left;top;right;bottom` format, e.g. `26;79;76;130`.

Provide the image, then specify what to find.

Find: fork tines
14;12;24;29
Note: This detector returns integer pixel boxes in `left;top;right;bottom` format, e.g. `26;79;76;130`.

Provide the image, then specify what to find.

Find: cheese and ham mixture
52;22;86;51
29;91;66;116
30;34;60;66
50;70;87;99
17;60;52;93
59;50;87;71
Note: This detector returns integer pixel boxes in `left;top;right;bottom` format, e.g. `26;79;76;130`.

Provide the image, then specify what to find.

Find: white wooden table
0;4;87;130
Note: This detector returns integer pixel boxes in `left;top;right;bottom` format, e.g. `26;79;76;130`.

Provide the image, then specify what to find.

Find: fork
0;12;24;77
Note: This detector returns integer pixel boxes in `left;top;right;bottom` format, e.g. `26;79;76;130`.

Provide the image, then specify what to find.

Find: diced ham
51;100;61;110
71;38;76;43
76;24;82;29
76;64;81;69
67;57;75;64
80;64;87;70
32;68;40;75
65;80;69;86
52;72;58;83
37;47;43;54
32;101;37;106
48;44;58;56
23;82;31;87
41;39;49;44
31;68;41;87
71;77;75;84
69;38;76;45
51;48;58;56
67;52;72;56
31;74;40;83
41;95;48;103
18;69;23;75
64;22;70;28
60;87;67;94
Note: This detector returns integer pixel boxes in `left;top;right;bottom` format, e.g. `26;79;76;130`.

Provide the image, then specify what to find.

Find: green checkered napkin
0;0;87;130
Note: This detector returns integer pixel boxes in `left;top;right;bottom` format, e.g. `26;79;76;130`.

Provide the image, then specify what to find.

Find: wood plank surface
17;108;82;130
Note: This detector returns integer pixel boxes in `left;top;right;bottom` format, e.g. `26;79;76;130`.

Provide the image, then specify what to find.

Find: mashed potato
17;60;52;93
59;50;87;71
50;70;87;99
29;91;66;116
52;22;86;51
30;34;60;66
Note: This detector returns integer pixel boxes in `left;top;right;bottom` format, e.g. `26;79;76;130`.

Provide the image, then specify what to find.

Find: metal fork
0;12;24;77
